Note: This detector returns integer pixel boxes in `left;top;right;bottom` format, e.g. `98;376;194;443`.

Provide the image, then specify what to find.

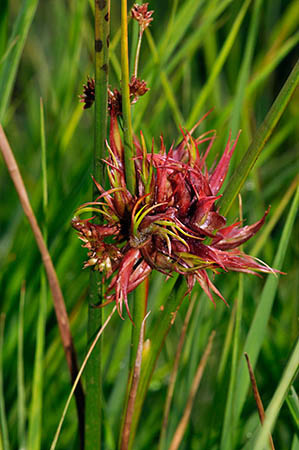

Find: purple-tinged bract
72;112;277;318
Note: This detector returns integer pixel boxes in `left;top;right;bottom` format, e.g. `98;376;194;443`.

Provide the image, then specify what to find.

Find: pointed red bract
72;113;278;318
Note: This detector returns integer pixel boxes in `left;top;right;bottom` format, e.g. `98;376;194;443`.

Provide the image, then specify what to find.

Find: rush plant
0;1;298;450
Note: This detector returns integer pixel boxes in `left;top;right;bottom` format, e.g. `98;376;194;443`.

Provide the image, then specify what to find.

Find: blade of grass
145;29;184;127
220;196;244;450
120;311;151;450
129;274;196;449
250;176;298;257
0;0;9;58
126;275;187;449
245;353;275;450
253;338;299;450
85;1;110;448
219;59;299;216
217;295;236;382
158;0;207;67
254;120;296;169
233;185;299;428
27;98;48;450
17;282;26;450
0;314;10;450
168;330;216;450
229;0;263;140
202;0;221;110
0;125;85;439
159;293;197;450
186;0;251;128
286;386;299;430
213;31;299;133
50;306;117;450
220;275;244;450
0;0;39;123
291;434;299;450
27;270;47;450
119;280;148;448
134;0;233;132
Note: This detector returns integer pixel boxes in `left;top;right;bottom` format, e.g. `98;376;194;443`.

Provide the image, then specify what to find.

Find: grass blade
27;271;47;450
253;338;299;450
145;29;184;127
234;185;299;426
220;275;244;450
286;386;299;430
50;306;117;450
0;0;39;122
0;314;10;450
186;0;251;128
159;293;197;450
27;99;48;450
250;176;298;257
17;283;26;450
168;331;216;450
120;311;151;450
219;59;299;216
245;353;275;450
229;0;263;140
0;125;85;439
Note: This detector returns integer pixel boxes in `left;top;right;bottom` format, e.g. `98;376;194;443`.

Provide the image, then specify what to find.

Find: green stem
85;2;110;449
121;0;136;194
127;276;185;450
134;31;143;78
94;0;110;186
118;279;148;449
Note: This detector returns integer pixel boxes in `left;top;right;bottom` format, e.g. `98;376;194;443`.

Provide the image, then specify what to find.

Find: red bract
72;112;277;318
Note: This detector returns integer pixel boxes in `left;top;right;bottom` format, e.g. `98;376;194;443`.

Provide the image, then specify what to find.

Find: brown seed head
130;76;149;100
79;77;95;109
131;3;154;32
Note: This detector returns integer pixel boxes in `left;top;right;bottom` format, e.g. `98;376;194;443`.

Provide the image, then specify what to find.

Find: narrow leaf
234;186;299;425
0;314;10;450
219;60;299;216
0;0;39;122
17;283;26;450
253;339;299;450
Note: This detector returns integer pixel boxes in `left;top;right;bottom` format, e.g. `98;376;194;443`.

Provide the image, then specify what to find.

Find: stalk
121;0;136;194
119;280;148;448
85;1;110;449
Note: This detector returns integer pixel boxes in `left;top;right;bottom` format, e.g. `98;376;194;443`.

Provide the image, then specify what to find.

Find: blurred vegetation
0;0;298;449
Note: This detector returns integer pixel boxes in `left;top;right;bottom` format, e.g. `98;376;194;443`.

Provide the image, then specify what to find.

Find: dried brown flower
79;77;95;109
131;3;154;32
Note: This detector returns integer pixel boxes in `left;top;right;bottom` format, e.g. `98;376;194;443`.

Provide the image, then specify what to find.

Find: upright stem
121;0;136;195
94;0;110;186
134;31;143;78
85;2;110;449
118;279;148;449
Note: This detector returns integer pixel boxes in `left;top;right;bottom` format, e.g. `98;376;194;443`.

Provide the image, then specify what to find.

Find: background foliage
0;0;298;449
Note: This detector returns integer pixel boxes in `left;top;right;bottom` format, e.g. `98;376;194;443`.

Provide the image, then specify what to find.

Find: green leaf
186;0;252;128
233;185;299;428
0;0;39;123
27;99;48;450
253;339;299;449
219;59;299;216
127;275;182;449
286;386;299;430
0;315;10;450
17;283;26;450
